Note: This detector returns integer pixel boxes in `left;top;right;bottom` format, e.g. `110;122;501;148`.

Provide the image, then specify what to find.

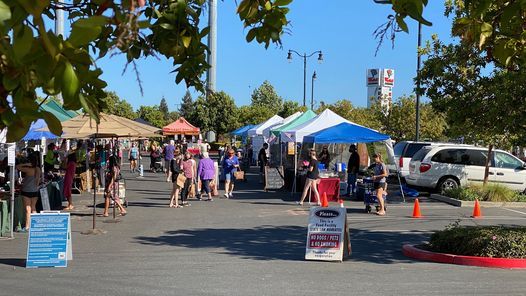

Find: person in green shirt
44;143;57;173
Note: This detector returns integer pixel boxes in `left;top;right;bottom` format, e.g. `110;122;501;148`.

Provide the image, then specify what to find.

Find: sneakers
223;193;229;199
229;192;234;198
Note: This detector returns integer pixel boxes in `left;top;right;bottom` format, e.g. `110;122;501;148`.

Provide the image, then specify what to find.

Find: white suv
406;145;526;193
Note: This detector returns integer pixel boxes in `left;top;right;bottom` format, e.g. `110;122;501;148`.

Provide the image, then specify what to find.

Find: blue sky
97;1;454;111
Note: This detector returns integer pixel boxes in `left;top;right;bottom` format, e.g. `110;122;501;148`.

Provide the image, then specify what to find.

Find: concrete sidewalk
0;165;525;296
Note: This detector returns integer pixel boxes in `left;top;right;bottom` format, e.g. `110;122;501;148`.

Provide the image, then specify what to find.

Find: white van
391;141;435;178
406;145;526;193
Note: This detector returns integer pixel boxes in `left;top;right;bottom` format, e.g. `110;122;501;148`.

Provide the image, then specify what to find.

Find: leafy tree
100;91;137;120
193;91;237;135
179;90;195;122
251;80;283;114
419;37;526;183
137;105;166;128
167;111;180;123
0;0;292;140
236;105;274;128
278;100;307;118
159;97;169;121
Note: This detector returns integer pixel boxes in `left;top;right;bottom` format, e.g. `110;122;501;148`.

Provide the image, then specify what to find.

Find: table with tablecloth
309;177;340;202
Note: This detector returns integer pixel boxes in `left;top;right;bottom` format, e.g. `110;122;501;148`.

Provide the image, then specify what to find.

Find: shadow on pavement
134;225;430;264
349;229;431;264
0;258;26;267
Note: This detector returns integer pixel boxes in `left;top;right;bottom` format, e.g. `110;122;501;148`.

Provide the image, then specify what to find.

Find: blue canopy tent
231;124;255;137
303;122;404;201
303;122;390;144
22;119;60;141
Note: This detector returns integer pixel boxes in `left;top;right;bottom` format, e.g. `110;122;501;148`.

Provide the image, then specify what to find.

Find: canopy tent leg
291;142;297;198
384;139;404;203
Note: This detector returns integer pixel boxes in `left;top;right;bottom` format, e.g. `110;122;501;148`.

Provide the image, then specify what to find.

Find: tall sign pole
206;0;217;98
415;22;422;142
55;1;64;104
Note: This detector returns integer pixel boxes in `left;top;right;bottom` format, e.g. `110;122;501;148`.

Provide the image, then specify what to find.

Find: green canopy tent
270;109;317;138
39;100;80;122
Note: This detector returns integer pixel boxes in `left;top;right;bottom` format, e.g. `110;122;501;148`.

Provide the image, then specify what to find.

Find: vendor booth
162;117;200;142
247;115;283;164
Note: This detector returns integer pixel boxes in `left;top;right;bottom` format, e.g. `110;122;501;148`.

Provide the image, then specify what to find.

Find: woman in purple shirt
222;149;240;198
198;152;215;201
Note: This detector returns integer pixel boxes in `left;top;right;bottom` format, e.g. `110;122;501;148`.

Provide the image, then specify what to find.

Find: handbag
176;173;186;188
234;170;244;180
189;182;196;198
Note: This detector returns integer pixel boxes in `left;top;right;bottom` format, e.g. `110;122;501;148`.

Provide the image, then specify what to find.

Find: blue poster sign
26;213;71;268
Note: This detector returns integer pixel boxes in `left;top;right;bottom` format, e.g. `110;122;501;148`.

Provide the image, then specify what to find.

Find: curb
402;244;526;269
429;194;526;208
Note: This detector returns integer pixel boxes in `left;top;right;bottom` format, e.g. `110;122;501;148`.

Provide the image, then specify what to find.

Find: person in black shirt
297;150;320;206
346;144;360;197
258;143;269;183
318;145;331;169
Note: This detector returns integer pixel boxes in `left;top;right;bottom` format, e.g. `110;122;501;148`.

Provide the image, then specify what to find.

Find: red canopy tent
162;117;200;136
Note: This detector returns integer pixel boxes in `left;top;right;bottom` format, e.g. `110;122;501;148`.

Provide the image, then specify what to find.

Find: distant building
366;68;394;113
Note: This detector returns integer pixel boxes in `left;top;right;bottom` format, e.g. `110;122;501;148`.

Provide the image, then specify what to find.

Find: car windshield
393;142;407;157
403;143;430;158
411;147;431;162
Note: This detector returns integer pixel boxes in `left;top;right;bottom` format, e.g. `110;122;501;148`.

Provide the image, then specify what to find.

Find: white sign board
382;69;395;87
7;143;15;166
305;207;350;262
366;69;380;86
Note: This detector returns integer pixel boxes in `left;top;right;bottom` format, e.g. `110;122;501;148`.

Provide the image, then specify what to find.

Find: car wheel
438;177;459;194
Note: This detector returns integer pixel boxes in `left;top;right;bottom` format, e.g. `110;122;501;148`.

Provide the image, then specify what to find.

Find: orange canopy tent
162;117;200;136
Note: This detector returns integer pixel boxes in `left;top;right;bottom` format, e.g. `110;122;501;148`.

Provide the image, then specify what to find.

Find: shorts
21;191;39;198
373;182;386;190
165;160;171;169
224;171;234;182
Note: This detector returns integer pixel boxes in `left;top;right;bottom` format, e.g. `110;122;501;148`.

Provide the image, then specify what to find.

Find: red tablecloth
187;148;200;155
310;177;340;202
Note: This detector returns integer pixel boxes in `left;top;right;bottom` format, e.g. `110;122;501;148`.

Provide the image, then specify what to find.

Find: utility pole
415;22;422;142
55;1;64;104
206;0;217;98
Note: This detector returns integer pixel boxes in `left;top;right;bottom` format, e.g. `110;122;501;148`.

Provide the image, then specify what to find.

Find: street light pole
288;50;323;107
311;71;317;110
415;21;422;142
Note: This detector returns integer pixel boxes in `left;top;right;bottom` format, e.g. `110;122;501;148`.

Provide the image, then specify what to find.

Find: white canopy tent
262;111;302;139
247;115;284;137
281;109;350;143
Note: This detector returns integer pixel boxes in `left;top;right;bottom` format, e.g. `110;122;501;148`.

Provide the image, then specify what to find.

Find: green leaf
60;61;80;108
396;15;409;33
6;118;30;142
0;0;11;23
68;16;107;46
159;22;174;30
246;28;257;42
264;1;272;11
138;20;150;29
274;0;293;6
13;25;33;60
2;74;18;91
41;111;62;136
182;35;191;48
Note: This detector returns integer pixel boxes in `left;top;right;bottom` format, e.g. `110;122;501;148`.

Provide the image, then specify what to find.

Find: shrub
428;225;526;258
444;183;523;202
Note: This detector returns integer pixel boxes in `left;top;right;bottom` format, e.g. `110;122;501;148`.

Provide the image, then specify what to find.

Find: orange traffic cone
412;198;422;218
338;198;345;208
472;199;482;218
321;192;329;207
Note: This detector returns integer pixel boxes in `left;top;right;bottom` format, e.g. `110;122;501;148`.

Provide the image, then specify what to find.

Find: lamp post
287;50;323;107
415;22;422;142
311;71;317;110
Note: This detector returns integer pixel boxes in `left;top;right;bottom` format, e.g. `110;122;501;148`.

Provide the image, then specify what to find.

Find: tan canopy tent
40;113;162;139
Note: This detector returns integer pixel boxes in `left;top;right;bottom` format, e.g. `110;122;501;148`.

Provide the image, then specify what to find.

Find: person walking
297;150;321;206
222;149;240;198
164;140;176;182
129;142;139;172
169;148;183;208
101;155;127;217
63;152;77;210
258;143;268;184
17;153;41;232
198;152;215;201
346;144;360;197
371;153;388;216
180;151;196;206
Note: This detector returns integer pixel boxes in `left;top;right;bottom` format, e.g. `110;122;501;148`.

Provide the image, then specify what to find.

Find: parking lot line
502;208;526;216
